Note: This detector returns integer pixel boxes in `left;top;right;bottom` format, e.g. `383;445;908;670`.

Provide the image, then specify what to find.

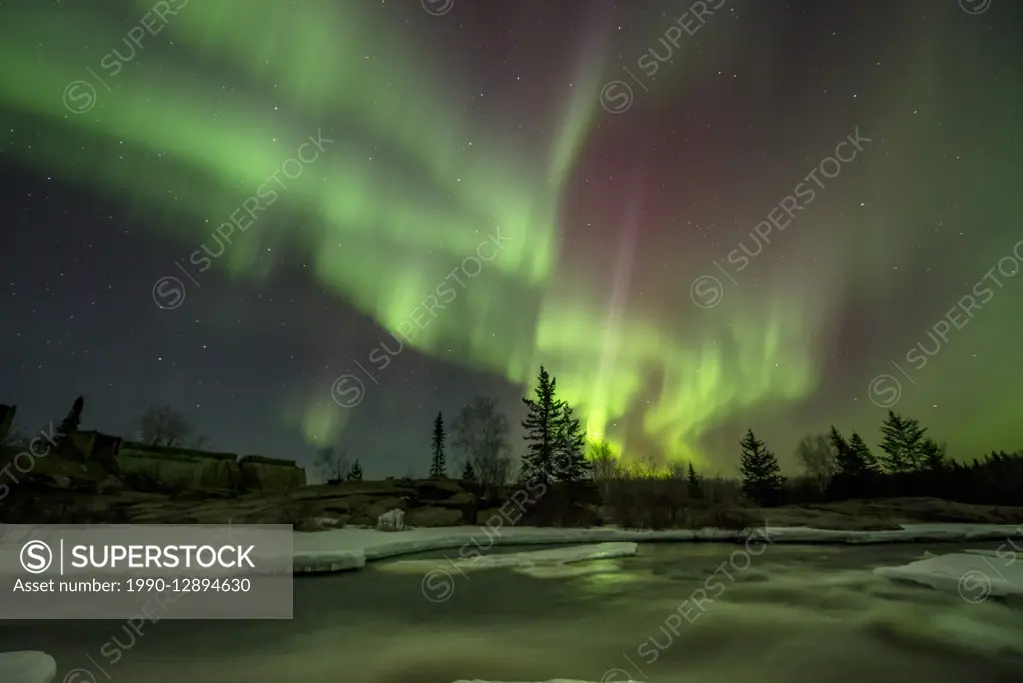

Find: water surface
3;542;1022;683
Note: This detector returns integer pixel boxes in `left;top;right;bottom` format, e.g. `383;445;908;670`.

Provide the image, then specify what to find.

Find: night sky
1;0;1021;479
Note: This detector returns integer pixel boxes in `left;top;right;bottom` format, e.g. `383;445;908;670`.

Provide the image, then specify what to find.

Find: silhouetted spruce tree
829;426;851;470
848;433;878;473
837;432;877;477
461;459;476;484
521;365;562;486
686;462;703;498
347;459;364;481
739;429;784;505
878;410;927;473
553;403;589;481
922;438;946;471
57;396;85;441
430;412;447;478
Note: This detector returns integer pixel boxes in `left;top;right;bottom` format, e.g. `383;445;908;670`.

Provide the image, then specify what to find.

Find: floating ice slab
378;542;637;573
0;651;57;683
292;523;1022;574
874;552;1023;599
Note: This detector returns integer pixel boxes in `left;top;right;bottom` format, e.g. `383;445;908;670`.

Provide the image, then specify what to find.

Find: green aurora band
1;0;829;467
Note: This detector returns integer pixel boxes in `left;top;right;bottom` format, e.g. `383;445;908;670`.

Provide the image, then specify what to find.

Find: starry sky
1;0;1021;479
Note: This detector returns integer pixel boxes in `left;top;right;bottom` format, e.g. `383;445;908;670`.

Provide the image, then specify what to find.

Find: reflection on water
2;543;1022;683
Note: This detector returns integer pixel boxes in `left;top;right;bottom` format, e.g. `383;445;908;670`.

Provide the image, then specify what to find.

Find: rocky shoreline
5;474;1023;531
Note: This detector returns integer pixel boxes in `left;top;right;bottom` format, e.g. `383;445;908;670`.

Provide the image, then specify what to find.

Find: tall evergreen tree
686;462;702;499
921;438;947;471
460;459;476;484
829;426;851;468
847;433;878;473
521;365;561;486
347;459;364;481
878;410;927;473
739;429;785;505
430;412;447;478
57;395;84;440
552;402;589;481
834;430;877;477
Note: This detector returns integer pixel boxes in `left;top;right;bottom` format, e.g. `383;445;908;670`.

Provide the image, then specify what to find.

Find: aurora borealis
1;0;1022;476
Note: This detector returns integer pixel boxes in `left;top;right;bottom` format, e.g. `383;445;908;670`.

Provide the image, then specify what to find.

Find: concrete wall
238;455;307;493
118;442;240;490
0;408;307;492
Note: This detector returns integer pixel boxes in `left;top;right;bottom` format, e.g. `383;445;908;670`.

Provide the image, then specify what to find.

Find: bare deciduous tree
450;396;513;498
796;433;837;492
590;440;617;481
315;444;349;483
132;405;209;449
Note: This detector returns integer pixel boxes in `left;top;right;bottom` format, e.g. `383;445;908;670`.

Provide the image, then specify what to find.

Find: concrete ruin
31;428;306;494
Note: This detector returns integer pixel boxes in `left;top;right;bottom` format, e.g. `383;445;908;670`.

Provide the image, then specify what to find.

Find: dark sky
1;0;1021;478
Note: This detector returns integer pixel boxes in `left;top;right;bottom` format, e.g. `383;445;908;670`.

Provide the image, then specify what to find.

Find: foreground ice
0;651;56;683
874;551;1023;599
377;542;637;574
293;523;1022;573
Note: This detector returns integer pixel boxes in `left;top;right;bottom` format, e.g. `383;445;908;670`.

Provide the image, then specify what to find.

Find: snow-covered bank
0;651;56;683
874;551;1023;599
292;523;1022;573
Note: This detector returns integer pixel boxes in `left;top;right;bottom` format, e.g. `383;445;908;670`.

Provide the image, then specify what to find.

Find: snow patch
874;552;1023;599
378;542;637;574
377;509;405;532
0;651;57;683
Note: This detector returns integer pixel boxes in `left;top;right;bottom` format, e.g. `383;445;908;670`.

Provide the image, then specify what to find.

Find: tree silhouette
57;396;84;440
739;429;784;505
521;366;561;486
347;459;364;482
430;412;447;478
553;403;589;481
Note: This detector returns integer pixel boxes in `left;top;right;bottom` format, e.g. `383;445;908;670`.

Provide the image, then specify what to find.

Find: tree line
736;409;1023;506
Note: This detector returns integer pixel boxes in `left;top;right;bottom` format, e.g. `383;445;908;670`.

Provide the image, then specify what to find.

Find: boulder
414;478;467;498
322;494;377;514
377;508;405;531
405;506;463;527
362;496;408;520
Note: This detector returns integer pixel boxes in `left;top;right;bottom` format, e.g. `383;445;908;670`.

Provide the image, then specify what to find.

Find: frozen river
2;541;1022;683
